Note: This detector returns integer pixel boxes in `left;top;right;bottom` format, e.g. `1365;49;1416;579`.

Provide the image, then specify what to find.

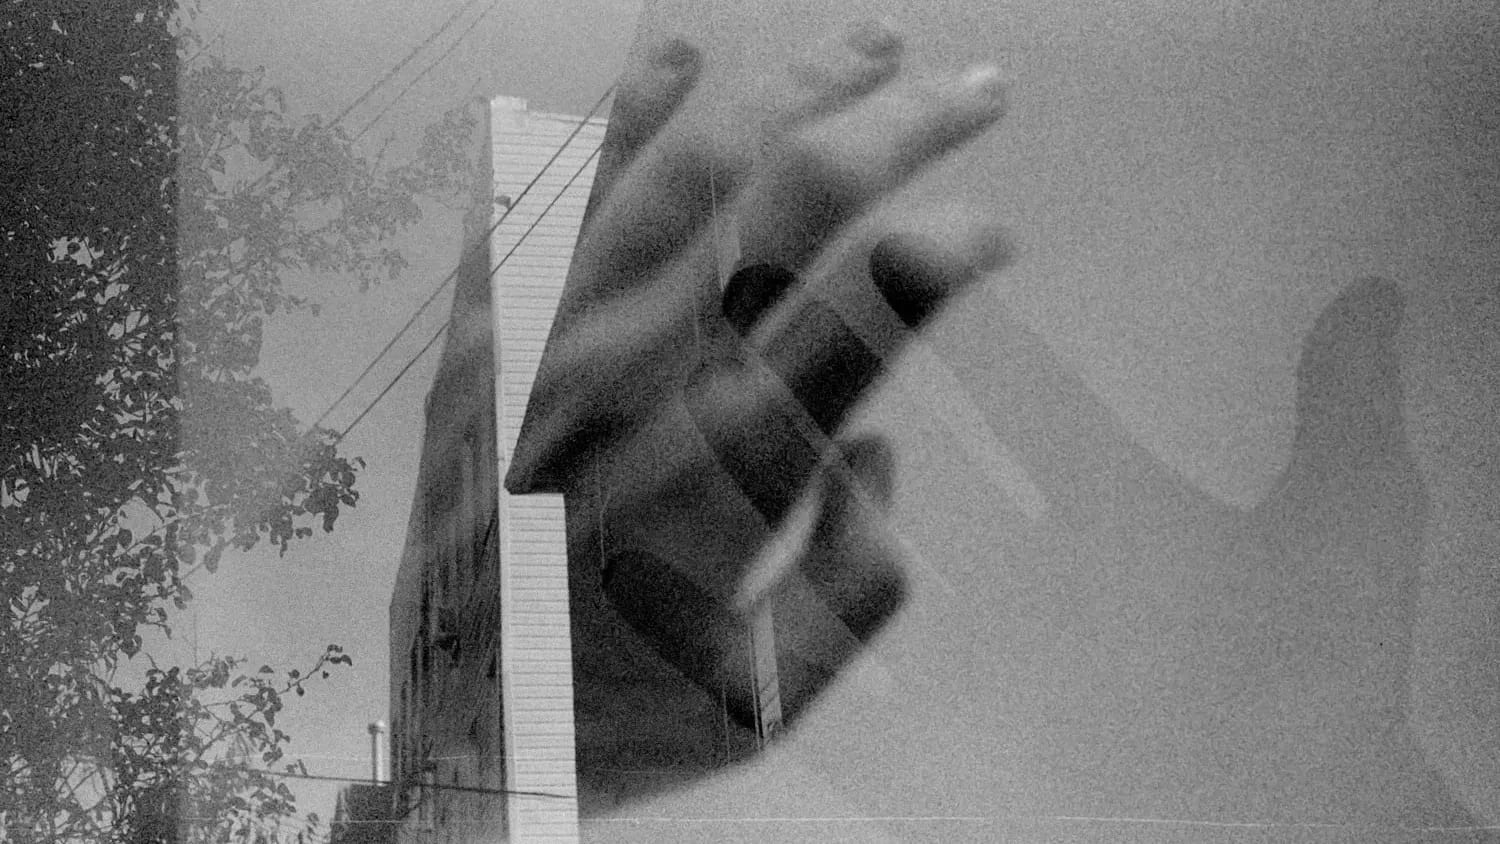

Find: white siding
490;96;606;844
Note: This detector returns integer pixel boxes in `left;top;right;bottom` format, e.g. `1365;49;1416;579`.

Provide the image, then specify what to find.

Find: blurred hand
506;21;1011;730
505;19;1472;830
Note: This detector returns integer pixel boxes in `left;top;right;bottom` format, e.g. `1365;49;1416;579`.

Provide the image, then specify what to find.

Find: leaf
2;10;475;831
203;543;223;573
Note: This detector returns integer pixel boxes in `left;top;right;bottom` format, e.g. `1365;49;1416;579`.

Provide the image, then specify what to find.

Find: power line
182;31;225;66
337;322;449;440
352;0;500;142
334;136;604;442
217;2;480;202
213;764;571;800
483;141;603;287
313;87;615;432
331;0;486;129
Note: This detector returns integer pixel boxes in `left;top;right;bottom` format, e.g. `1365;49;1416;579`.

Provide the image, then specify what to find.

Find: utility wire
482;142;603;288
332;0;486;128
182;31;225;66
313;86;615;431
337;322;449;440
352;0;500;142
214;764;572;799
221;2;480;203
334;137;604;442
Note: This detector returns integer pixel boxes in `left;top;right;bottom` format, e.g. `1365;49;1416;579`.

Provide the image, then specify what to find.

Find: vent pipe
368;720;388;783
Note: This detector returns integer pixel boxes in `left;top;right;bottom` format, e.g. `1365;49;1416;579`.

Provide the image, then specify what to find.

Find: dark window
462;427;478;583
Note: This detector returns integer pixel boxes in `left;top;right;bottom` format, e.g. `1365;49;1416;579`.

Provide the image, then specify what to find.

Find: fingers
566;19;908;317
722;264;800;337
600;435;907;730
580;38;703;231
602;546;765;728
756;221;1011;441
512;24;1009;495
731;64;1008;272
794;435;906;642
764;18;904;135
683;224;1002;526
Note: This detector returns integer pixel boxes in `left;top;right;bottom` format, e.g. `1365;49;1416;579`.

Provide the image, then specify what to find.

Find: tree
1;2;476;839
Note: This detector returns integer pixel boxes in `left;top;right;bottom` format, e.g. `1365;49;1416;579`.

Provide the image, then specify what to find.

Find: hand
506;19;1011;790
502;19;1479;829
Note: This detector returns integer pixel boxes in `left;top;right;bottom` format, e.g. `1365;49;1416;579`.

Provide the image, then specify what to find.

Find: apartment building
385;96;604;844
385;88;780;843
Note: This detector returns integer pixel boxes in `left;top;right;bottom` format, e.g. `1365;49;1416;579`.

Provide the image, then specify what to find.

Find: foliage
20;647;352;844
1;1;475;839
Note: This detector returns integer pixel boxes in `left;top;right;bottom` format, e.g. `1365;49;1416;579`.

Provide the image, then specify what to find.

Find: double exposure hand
506;20;1011;727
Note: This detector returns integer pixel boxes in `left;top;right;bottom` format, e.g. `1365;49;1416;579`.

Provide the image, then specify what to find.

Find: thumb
1278;277;1414;494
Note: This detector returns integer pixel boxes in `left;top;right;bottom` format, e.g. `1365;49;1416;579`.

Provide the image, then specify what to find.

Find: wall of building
386;97;611;844
385;94;507;844
329;784;395;844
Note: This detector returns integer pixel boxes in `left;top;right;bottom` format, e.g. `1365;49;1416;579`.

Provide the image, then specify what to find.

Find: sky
142;0;643;826
138;0;1500;838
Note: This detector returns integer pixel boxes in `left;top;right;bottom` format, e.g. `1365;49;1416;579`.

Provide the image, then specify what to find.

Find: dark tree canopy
1;2;475;840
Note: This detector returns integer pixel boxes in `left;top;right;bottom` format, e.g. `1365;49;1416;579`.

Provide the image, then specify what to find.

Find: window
418;633;432;710
417;769;434;831
397;682;410;780
438;526;451;605
461;427;477;582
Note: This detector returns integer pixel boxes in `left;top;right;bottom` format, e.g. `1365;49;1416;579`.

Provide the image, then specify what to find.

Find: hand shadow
562;276;1484;835
787;276;1487;836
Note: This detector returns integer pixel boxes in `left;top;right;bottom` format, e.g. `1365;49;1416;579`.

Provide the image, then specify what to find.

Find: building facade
386;89;784;842
328;784;394;844
385;97;605;843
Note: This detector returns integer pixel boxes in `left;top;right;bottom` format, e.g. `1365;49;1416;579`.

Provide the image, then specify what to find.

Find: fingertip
867;234;977;327
835;434;896;507
958;63;1009;117
798;497;909;642
603;546;761;728
846;17;902;61
865;219;1013;326
970;223;1019;275
723;263;801;336
608;36;704;157
647;36;701;73
836;563;907;642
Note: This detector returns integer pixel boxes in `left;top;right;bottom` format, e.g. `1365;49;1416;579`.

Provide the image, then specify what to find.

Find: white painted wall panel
490;95;606;844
